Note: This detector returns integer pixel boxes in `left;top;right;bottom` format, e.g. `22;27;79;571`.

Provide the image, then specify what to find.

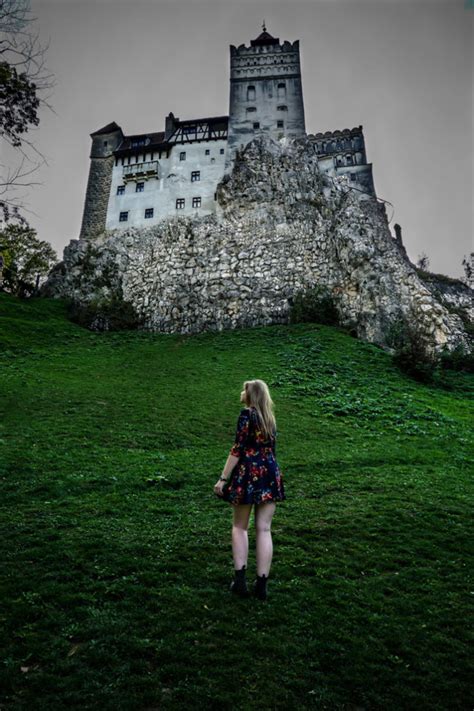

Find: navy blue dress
222;407;286;505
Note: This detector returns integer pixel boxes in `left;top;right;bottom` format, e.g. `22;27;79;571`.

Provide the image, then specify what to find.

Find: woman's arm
220;453;240;481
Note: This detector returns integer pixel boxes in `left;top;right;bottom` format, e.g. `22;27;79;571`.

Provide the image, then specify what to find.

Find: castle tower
227;26;306;161
80;122;124;239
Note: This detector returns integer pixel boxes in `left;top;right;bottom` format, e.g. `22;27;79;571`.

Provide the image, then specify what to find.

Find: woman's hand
214;478;227;497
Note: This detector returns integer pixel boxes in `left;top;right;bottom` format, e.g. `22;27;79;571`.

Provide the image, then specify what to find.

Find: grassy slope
0;293;473;710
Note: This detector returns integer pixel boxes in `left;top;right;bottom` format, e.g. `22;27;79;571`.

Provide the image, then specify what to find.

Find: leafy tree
0;0;54;223
0;223;57;296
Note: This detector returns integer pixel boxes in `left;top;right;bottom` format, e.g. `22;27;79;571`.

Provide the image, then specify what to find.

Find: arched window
346;155;353;165
247;85;256;101
277;82;286;98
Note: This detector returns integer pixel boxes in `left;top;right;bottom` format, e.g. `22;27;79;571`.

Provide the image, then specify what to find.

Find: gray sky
13;0;473;278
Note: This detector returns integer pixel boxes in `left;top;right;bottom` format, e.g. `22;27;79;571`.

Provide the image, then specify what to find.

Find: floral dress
221;407;286;506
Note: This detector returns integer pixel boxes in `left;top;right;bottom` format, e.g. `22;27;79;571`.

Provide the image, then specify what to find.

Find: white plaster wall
106;139;228;230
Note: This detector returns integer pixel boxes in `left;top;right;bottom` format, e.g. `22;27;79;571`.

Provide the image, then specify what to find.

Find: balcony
123;161;159;182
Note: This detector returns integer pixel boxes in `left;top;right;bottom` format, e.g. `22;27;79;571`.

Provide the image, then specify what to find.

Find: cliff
42;135;473;355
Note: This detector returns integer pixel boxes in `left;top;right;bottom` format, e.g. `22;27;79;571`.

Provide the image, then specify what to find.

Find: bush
414;266;467;288
66;295;143;331
438;343;474;373
289;285;340;326
386;316;439;383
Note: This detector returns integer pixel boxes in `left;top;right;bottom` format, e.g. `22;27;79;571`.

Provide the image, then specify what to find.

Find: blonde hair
243;379;276;441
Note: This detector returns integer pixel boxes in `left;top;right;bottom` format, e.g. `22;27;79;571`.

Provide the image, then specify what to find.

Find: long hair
244;379;276;441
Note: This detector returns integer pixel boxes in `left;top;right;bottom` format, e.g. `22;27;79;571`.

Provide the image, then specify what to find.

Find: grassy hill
0;292;472;710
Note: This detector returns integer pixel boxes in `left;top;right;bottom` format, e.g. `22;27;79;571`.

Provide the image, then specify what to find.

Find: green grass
0;292;473;710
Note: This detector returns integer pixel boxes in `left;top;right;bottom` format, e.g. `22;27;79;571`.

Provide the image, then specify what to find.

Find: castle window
253;122;260;129
277;120;284;129
191;171;200;182
350;173;356;181
214;192;217;201
277;82;286;98
116;185;125;195
205;149;210;155
180;152;186;161
119;211;128;222
136;182;145;192
192;197;201;208
103;141;108;147
247;85;256;101
176;198;185;209
246;107;257;113
145;208;154;218
211;157;215;163
220;148;224;155
131;137;148;148
277;105;287;111
346;155;353;165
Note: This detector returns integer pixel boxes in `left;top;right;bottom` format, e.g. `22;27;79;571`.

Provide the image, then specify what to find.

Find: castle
79;26;376;239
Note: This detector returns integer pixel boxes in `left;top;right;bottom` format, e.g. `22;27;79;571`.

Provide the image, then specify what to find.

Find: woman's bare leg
232;504;253;569
255;501;276;576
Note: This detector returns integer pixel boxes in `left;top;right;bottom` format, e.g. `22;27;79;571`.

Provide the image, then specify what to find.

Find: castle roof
114;131;167;156
250;30;280;46
112;115;229;155
173;115;228;128
91;121;122;137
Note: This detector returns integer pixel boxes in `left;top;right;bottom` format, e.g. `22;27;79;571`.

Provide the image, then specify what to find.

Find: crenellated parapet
308;126;375;196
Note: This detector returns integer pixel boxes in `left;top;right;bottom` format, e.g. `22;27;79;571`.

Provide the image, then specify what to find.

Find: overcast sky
11;0;473;278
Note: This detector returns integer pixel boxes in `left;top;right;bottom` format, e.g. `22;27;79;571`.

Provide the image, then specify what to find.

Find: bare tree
462;253;473;288
0;0;55;223
416;251;430;271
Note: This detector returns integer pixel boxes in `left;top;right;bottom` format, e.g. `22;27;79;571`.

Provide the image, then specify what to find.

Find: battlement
230;39;299;56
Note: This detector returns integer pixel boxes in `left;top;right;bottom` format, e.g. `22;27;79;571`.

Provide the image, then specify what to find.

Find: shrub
386;316;439;383
438;343;474;373
414;266;467;288
66;294;143;331
289;285;340;326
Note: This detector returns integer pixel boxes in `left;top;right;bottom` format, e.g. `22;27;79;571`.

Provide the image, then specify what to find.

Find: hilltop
0;293;473;708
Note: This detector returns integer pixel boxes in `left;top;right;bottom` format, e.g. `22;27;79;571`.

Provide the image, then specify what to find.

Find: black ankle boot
230;565;250;597
253;573;268;600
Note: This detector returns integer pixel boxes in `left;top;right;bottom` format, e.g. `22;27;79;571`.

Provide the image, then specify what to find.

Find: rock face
43;135;473;354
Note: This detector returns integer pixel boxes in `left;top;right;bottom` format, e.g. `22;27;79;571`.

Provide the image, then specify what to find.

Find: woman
214;379;286;601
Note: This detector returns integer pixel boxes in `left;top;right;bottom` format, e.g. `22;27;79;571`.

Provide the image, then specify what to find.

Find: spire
250;25;279;47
